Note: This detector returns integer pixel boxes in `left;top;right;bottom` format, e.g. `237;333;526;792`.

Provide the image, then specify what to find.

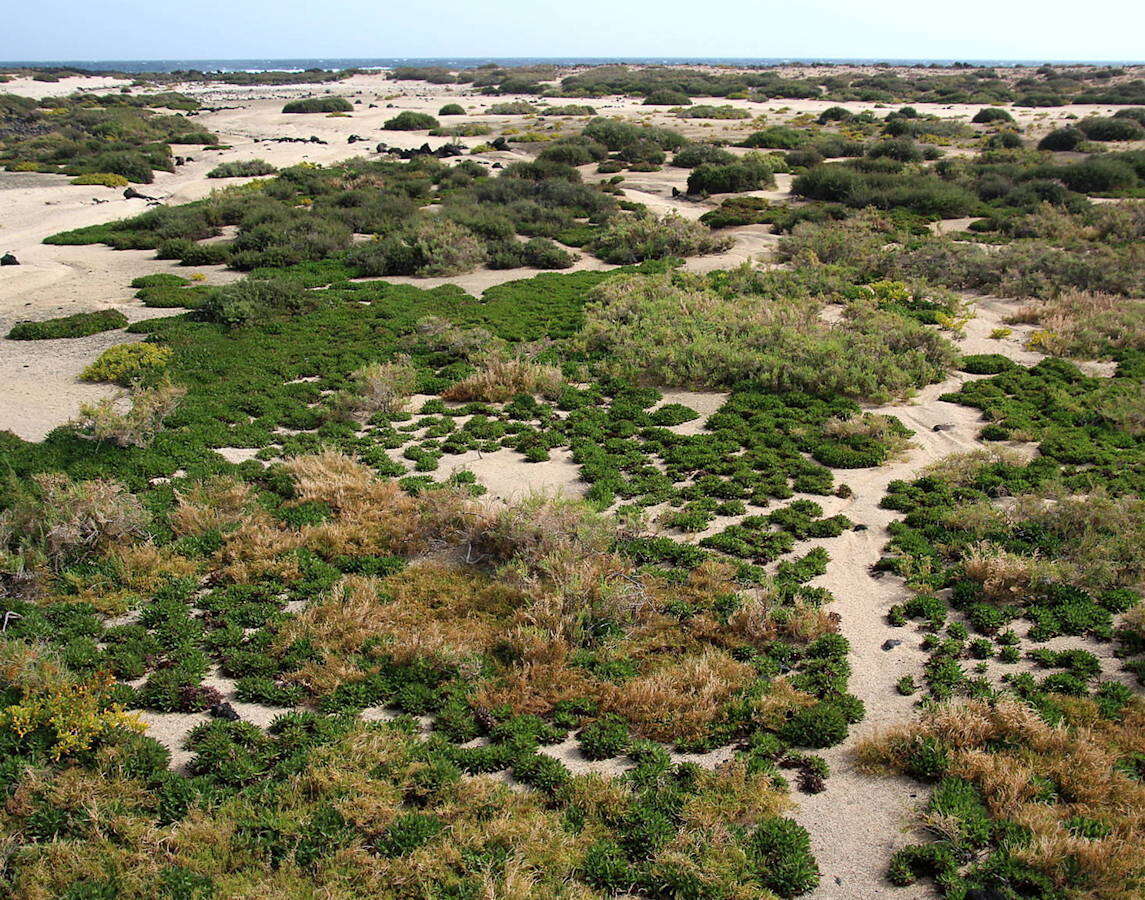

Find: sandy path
786;293;1040;898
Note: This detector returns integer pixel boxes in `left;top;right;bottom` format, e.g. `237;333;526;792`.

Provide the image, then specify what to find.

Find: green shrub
282;97;353;114
1038;127;1084;151
70;172;129;187
744;817;819;897
867;138;923;163
818;106;853;123
643;90;691;106
486;100;539;115
438;103;465;115
741;127;807;150
383;111;439;130
591;213;730;264
687;154;776;195
672;143;737;168
130;273;190;289
8;309;128;340
80;342;172;385
778;704;849;749
1078;117;1145;141
198;278;316;327
971;107;1014;124
207;159;277;178
373;812;445;856
579;715;630;760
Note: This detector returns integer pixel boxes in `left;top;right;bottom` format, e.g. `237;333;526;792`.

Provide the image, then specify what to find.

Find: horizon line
3;56;1145;67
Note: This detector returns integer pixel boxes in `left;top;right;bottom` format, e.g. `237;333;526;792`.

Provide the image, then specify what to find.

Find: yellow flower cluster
3;672;144;760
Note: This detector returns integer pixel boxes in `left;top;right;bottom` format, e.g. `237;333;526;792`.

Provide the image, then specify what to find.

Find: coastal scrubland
0;61;1143;899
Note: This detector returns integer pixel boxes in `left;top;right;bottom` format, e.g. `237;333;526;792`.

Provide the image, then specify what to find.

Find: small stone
933;423;954;432
0;252;19;266
881;639;903;651
209;702;240;721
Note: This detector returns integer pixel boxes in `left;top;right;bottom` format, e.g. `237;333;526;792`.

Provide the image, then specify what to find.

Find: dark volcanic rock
209;702;241;721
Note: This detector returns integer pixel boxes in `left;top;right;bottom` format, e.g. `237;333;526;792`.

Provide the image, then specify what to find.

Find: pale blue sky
4;0;1143;63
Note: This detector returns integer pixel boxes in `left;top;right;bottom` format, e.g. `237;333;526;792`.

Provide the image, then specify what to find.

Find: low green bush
1078;116;1144;141
1037;127;1084;151
207;159;277;178
643;90;691;106
80;342;172;385
971;107;1014;124
383;111;439;130
282;97;353;114
7;309;128;340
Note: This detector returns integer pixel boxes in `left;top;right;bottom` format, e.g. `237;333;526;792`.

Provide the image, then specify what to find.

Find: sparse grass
335;356;422;418
1009;290;1145;359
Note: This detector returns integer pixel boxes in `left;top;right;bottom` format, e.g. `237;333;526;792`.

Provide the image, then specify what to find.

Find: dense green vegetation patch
6;309;128;340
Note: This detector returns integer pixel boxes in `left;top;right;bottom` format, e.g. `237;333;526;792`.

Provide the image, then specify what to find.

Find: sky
3;0;1143;63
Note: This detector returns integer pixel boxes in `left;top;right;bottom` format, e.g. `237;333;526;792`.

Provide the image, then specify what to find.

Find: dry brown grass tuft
277;575;387;693
961;541;1052;601
923;446;1029;485
608;649;756;744
824;412;913;461
72;380;186;448
441;356;563;403
858;698;1145;897
334;356;421;419
950;489;1145;594
0;473;149;574
171;475;266;536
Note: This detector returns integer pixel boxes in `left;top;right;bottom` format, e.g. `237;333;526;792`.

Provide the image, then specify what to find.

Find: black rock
881;639;903;651
933;423;955;432
853;523;868;532
348;134;364;143
0;253;19;266
209;702;240;721
123;187;159;201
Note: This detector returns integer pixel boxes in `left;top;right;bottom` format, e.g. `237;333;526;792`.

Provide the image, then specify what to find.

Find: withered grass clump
441;355;564;403
1009;289;1145;359
858;697;1145;898
334;356;421;419
0;473;149;574
72;380;186;448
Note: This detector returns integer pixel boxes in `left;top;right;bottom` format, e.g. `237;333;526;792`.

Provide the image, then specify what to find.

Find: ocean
0;57;1141;73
